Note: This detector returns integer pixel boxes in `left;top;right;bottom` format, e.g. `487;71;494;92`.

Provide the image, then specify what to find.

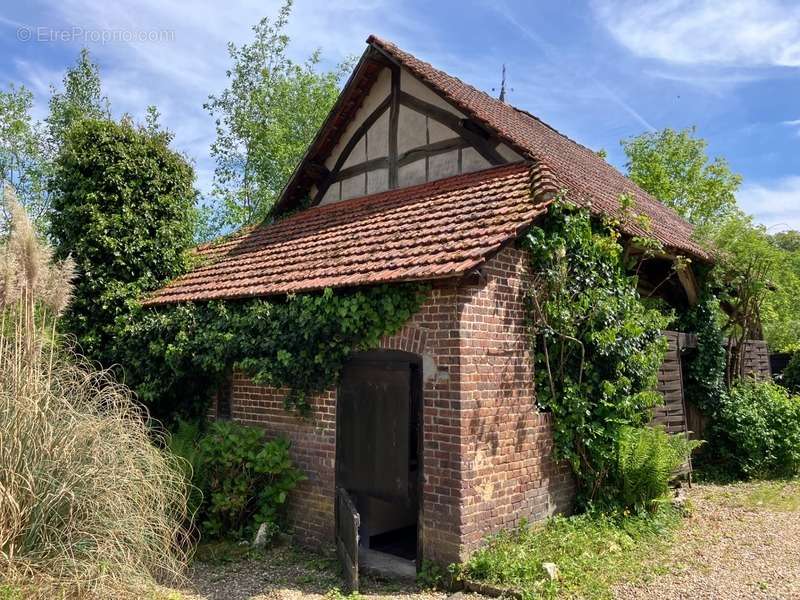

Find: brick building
148;37;708;580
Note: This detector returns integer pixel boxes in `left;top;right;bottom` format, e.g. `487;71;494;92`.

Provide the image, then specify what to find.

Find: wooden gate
335;486;360;592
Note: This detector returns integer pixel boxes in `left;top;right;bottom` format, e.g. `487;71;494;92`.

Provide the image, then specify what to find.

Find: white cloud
738;176;800;232
783;119;800;137
592;0;800;68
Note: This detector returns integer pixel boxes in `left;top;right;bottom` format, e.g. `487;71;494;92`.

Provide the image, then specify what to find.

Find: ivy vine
522;201;670;505
677;282;727;417
116;284;427;419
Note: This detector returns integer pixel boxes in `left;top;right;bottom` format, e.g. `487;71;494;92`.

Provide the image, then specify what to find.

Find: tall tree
0;85;50;232
205;0;350;230
47;48;110;150
622;127;742;227
49;119;196;363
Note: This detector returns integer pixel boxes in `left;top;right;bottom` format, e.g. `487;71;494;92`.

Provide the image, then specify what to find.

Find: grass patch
459;506;682;599
0;586;23;600
702;479;800;512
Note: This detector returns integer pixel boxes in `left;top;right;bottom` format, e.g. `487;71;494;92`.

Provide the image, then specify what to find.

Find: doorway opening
336;350;423;582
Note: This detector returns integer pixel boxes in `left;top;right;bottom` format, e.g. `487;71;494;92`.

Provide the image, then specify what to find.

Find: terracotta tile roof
145;163;546;305
367;35;709;260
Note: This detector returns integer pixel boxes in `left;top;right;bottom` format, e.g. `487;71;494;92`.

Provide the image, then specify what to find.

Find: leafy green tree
773;230;800;253
47;48;110;150
711;213;800;355
0;85;51;232
49;119;196;363
622;127;741;227
205;0;350;230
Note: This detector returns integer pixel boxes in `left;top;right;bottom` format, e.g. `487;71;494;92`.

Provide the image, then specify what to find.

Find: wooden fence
650;331;772;444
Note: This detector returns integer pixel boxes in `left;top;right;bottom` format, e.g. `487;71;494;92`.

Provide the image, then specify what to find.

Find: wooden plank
335;487;360;592
388;65;400;188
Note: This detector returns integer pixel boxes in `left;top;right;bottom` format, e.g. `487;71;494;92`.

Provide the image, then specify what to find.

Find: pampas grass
0;187;190;598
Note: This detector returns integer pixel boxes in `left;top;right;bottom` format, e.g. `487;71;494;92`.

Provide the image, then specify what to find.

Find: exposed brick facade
216;245;574;564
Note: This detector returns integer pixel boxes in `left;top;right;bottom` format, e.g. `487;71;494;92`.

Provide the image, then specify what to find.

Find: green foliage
783;352;800;394
708;213;800;355
169;420;303;540
49;118;197;364
198;421;302;539
167;419;205;519
119;284;426;420
46;48;110;150
523;202;670;503
416;559;447;590
614;426;700;511
459;507;681;599
205;0;352;230
708;381;800;479
0;85;51;232
679;289;727;415
773;230;800;253
622;127;741;227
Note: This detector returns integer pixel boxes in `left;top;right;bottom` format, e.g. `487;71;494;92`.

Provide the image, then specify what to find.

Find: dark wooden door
335;486;360;592
337;359;411;503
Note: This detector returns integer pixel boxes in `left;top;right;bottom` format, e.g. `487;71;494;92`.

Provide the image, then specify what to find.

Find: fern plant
614;426;701;511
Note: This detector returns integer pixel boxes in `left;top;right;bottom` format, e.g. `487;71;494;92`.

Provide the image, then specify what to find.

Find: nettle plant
522;200;670;505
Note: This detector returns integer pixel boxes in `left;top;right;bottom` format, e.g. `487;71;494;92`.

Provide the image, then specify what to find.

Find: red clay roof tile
145;163;545;305
367;35;709;260
149;37;709;306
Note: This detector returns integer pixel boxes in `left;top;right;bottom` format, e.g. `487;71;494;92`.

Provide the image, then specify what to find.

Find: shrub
613;426;700;511
0;192;189;598
709;380;800;478
48;118;196;419
782;352;800;394
169;419;304;540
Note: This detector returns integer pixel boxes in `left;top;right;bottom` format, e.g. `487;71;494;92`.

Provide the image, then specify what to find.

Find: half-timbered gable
314;61;523;205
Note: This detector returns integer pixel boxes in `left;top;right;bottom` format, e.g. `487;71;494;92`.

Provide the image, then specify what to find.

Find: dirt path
615;480;800;600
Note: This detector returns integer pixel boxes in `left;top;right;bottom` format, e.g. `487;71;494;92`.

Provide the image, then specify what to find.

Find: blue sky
2;0;799;231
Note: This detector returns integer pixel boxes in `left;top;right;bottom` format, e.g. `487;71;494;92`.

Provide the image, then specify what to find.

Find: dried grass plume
0;187;190;598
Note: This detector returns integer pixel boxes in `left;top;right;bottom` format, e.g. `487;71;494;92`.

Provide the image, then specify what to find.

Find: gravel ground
169;544;471;600
615;480;800;600
166;480;799;600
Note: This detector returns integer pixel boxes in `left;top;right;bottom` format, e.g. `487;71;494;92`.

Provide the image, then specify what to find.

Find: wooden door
337;359;411;503
335;486;360;592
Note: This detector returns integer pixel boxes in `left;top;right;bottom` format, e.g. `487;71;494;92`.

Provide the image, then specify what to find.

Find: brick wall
457;246;574;557
222;245;574;563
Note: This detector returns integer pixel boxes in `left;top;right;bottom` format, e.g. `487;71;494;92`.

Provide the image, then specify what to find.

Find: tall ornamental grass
0;189;190;598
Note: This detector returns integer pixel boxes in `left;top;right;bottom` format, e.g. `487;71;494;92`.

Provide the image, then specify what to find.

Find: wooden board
336;487;360;592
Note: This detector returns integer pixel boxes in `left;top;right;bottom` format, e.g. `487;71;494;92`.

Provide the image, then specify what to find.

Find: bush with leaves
782;352;800;395
523;201;670;505
169;420;303;540
613;426;700;511
49;117;196;367
678;288;727;416
707;380;800;479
